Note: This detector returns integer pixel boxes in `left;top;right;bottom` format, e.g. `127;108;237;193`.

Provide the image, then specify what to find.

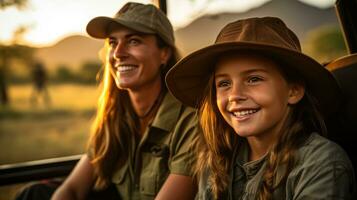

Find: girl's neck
246;115;287;161
247;136;275;161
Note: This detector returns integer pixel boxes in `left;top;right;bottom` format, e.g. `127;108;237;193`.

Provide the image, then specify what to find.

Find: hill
33;0;339;70
175;0;339;55
34;35;103;71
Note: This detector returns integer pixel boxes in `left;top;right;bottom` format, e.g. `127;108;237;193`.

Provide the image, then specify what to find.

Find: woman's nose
113;42;129;60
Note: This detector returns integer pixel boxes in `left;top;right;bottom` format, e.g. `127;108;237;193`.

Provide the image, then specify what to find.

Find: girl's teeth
233;109;257;117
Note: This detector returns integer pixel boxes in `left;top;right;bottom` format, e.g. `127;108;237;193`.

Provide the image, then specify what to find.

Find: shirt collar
151;91;182;132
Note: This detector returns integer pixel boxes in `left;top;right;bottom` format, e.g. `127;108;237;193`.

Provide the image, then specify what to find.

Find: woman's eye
128;38;140;45
108;39;117;47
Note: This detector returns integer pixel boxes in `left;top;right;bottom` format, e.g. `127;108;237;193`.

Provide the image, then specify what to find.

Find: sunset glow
0;0;334;47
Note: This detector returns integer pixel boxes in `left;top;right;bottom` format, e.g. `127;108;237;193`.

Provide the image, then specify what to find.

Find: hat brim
166;42;341;117
86;16;156;39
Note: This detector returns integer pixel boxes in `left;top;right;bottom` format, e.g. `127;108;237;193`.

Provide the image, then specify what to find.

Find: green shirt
111;92;199;200
198;133;356;200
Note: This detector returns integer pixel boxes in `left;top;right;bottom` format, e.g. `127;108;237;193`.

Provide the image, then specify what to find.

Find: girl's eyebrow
215;68;268;78
241;68;268;75
214;73;228;79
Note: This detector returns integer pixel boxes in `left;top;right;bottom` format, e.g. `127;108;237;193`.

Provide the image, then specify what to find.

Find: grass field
0;84;100;199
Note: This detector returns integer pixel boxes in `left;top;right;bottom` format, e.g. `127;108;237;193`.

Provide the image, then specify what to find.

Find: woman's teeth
118;65;136;72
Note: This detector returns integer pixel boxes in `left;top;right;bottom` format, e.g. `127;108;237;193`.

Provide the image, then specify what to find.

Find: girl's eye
247;76;263;84
216;80;231;88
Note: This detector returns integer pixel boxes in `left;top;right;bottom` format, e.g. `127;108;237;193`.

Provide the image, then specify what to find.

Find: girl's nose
228;84;247;103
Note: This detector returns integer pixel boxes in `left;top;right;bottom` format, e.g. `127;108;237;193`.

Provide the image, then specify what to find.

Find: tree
304;26;347;64
78;61;101;84
0;32;34;105
0;0;27;9
55;65;74;83
0;0;30;105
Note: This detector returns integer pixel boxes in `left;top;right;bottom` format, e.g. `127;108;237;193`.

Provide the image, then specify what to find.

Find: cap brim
166;42;341;117
86;16;156;39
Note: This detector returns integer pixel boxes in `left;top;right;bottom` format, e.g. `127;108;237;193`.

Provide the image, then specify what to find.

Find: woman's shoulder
166;92;198;119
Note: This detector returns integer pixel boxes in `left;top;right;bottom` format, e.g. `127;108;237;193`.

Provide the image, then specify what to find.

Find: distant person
166;17;356;199
16;2;198;200
30;61;50;107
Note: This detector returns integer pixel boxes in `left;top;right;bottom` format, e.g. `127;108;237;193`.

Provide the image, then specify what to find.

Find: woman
166;17;356;199
51;2;198;200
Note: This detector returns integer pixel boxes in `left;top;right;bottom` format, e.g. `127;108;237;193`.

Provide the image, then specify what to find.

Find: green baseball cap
86;2;174;47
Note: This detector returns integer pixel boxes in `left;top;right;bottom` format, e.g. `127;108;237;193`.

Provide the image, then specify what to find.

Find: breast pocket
112;163;128;185
140;143;170;196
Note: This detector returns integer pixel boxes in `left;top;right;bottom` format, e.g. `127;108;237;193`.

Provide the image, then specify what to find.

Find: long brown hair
195;74;238;199
88;35;179;189
195;53;327;199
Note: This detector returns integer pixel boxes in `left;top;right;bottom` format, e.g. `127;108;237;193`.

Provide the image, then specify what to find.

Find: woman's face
214;53;304;141
107;26;169;92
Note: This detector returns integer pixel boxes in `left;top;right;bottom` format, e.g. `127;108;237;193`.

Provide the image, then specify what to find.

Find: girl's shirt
198;133;356;200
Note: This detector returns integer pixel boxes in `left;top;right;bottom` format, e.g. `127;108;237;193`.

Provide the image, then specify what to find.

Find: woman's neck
128;80;162;114
128;83;163;134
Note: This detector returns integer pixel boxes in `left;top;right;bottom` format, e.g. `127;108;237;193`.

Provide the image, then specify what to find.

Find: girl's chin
233;130;254;137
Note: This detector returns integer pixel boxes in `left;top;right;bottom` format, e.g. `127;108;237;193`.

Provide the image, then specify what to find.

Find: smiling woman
11;2;199;200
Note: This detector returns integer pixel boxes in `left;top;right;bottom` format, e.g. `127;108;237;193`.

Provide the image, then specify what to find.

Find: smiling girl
166;17;356;199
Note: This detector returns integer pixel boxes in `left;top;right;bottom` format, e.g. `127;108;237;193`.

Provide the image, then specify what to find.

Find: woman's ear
160;47;171;65
288;84;305;105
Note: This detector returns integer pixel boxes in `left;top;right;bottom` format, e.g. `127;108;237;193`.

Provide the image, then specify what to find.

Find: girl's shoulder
286;134;356;199
295;132;352;169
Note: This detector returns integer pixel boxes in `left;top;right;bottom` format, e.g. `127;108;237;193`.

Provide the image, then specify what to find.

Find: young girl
166;17;356;199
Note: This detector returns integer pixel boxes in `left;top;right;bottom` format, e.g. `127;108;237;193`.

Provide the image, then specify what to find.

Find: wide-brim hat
166;17;341;117
86;2;174;47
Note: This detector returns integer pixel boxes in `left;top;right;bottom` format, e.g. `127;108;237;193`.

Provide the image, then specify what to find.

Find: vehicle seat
326;54;357;178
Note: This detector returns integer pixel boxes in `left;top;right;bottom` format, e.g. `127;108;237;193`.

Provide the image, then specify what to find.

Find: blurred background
0;0;346;198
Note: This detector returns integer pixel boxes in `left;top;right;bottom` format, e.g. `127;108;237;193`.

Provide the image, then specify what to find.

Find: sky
0;0;335;47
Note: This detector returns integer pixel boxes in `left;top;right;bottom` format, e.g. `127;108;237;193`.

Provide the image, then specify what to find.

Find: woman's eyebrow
125;32;146;38
108;32;146;40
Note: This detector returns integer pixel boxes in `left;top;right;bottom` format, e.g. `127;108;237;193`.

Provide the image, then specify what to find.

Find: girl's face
214;53;304;141
107;26;170;91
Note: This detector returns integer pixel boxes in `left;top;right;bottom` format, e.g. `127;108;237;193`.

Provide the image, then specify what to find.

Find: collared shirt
198;133;356;200
111;92;199;200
